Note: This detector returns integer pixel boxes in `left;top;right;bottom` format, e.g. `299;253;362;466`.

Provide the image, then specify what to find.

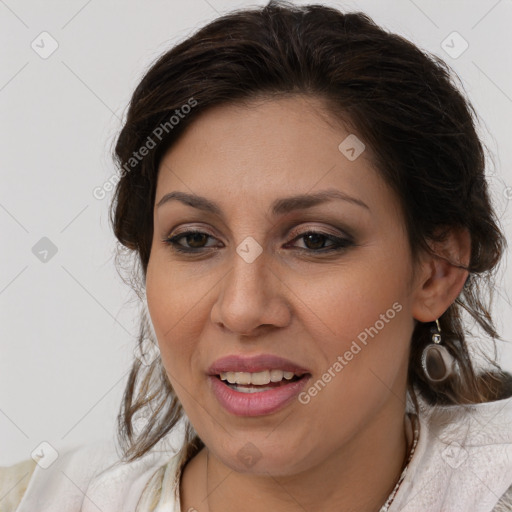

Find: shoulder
392;392;512;512
0;438;175;512
0;458;37;511
0;439;121;512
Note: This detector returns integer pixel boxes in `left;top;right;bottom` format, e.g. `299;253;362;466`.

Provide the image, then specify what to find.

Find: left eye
288;231;353;251
162;230;353;254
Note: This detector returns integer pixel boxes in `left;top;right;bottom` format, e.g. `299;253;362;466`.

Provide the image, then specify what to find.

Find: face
146;95;420;476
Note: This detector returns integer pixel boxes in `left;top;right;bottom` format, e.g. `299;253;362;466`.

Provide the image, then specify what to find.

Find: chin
212;438;314;477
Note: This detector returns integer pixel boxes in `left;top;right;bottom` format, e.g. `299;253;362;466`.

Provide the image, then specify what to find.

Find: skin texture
145;95;470;511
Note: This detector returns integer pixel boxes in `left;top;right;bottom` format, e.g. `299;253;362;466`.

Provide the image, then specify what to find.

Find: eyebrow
156;188;370;216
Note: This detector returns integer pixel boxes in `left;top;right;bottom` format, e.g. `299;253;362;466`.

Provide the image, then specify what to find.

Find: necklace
204;412;419;512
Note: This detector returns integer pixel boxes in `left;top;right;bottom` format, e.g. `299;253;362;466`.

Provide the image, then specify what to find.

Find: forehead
155;95;397;219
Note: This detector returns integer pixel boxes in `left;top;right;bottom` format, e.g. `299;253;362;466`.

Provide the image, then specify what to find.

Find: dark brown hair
109;0;511;467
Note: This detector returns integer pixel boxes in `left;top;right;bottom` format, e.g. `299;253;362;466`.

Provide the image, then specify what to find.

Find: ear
411;226;471;322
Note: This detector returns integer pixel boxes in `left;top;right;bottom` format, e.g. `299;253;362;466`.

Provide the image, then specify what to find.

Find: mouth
207;354;312;415
215;369;309;393
209;369;312;416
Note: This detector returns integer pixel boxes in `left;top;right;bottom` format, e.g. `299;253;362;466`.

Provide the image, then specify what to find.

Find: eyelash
161;229;354;255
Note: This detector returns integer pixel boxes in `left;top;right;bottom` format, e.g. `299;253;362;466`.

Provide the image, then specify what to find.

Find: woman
2;1;512;511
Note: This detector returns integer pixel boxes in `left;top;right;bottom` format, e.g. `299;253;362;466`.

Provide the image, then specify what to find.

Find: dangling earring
421;319;455;383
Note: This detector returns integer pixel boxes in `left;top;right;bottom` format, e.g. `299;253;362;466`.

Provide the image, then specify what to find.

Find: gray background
1;0;511;466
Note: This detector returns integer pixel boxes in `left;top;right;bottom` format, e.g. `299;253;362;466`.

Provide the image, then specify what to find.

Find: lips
207;353;311;376
207;354;313;416
209;373;311;416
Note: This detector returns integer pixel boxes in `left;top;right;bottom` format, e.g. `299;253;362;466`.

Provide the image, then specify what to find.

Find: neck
202;401;409;512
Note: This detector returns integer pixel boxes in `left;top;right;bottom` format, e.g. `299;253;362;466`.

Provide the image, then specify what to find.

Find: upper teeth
219;370;298;385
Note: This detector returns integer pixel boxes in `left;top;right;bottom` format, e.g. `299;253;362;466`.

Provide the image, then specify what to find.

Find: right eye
162;230;221;253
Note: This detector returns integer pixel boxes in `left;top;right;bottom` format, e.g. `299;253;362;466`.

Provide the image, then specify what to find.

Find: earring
421;319;455;383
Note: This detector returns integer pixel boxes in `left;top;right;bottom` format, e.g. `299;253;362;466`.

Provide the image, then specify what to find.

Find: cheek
295;275;411;434
292;254;412;389
145;257;206;380
295;254;408;337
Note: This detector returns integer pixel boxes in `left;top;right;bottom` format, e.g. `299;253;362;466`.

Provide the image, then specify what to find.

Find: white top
2;390;512;512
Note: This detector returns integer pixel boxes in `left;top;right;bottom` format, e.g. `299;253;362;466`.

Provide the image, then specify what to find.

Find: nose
210;250;291;337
